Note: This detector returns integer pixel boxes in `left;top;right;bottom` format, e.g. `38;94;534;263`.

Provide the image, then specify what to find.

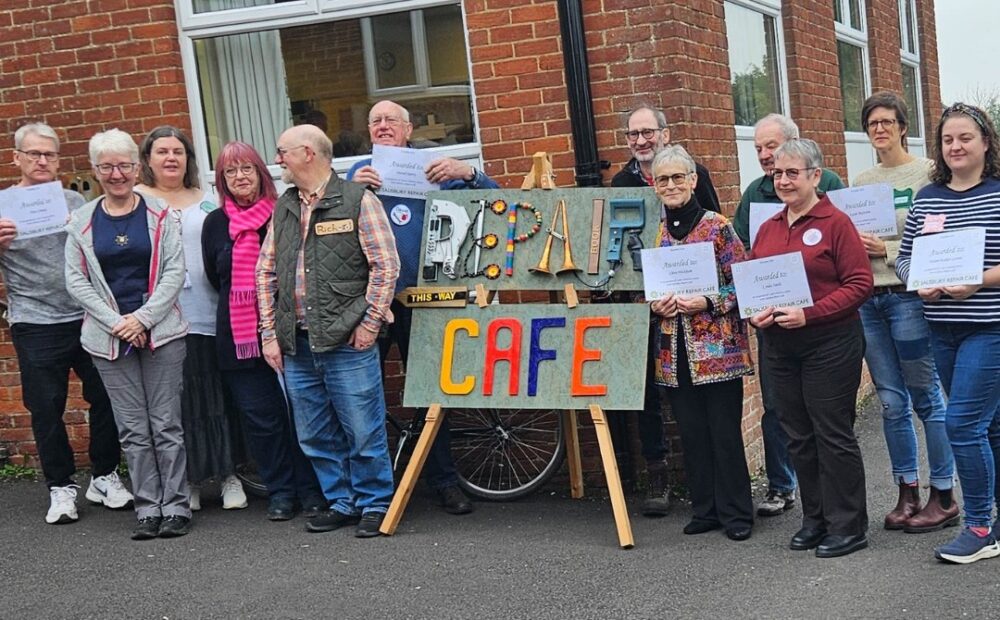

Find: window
899;0;924;144
833;0;870;133
723;0;790;191
176;1;480;182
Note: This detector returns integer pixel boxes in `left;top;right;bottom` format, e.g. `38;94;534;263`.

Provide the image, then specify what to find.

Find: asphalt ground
2;404;998;620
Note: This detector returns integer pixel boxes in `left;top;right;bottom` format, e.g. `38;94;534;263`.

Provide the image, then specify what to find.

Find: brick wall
866;0;904;92
916;0;943;136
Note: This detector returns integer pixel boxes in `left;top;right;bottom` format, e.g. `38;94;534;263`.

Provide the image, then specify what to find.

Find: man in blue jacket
348;100;499;515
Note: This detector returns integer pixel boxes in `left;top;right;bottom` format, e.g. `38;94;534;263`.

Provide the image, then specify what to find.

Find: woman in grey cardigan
65;128;191;540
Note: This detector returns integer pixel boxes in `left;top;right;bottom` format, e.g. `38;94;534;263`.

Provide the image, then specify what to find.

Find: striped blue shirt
896;177;1000;323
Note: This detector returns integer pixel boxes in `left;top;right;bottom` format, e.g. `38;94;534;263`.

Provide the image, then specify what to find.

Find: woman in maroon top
749;138;874;558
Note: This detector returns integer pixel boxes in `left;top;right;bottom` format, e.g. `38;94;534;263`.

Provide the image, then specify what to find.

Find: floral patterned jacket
652;211;753;387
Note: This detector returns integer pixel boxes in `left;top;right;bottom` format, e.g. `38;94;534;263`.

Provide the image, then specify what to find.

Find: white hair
14;122;60;150
652;144;696;174
755;113;799;141
89;128;139;164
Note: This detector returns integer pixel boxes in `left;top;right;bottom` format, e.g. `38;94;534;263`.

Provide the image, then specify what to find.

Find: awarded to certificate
0;181;69;239
826;184;897;237
640;242;719;300
749;202;785;248
370;144;440;200
731;251;814;318
906;227;986;290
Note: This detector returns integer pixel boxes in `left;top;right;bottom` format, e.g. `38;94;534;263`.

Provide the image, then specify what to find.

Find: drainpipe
556;0;608;187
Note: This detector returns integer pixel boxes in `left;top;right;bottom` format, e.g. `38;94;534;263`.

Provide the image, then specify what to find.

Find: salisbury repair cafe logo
403;304;649;410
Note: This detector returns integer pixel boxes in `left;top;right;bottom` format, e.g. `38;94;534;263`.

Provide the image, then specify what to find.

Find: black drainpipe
556;0;608;187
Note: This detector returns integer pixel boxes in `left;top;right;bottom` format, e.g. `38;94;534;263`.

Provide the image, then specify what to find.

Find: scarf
664;195;705;241
224;196;274;359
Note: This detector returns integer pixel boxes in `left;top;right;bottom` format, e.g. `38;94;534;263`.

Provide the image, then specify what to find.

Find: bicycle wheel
449;408;566;501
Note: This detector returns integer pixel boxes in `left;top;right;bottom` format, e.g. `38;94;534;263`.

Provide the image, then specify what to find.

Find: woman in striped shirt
896;102;1000;565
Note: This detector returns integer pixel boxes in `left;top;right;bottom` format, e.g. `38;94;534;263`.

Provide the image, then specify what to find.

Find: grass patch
0;463;37;481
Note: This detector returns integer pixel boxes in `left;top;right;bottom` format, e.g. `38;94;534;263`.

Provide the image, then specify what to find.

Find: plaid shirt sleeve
255;218;278;340
357;189;399;331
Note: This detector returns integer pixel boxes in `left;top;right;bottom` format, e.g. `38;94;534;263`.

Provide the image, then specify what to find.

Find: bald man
256;124;400;538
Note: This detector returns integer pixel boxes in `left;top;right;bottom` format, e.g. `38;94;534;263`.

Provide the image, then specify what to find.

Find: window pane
192;0;293;15
724;2;783;127
905;0;917;54
849;0;863;30
902;63;922;137
837;40;866;131
833;0;843;23
371;12;417;90
193;15;474;165
425;5;467;87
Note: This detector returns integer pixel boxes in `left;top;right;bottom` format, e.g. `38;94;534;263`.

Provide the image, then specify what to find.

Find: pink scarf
224;196;274;359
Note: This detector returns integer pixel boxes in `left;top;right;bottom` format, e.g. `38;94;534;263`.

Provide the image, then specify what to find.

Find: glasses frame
653;172;692;188
865;118;898;132
223;164;257;179
275;144;308;158
771;167;816;181
93;162;139;176
624;128;661;142
16;149;60;161
367;116;406;127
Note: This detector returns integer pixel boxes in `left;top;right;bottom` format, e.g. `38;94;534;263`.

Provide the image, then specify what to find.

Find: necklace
103;194;138;247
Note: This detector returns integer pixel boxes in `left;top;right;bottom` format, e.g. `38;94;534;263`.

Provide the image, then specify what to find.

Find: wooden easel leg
589;404;635;549
380;404;445;535
562;409;584;499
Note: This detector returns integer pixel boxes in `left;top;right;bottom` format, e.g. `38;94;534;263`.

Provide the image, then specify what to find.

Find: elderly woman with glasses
201;141;325;521
852;92;956;534
64;128;190;540
749;138;874;558
648;145;755;541
896;103;1000;564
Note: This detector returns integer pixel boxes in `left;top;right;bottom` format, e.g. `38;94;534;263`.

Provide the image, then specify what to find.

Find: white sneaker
221;475;248;510
86;471;134;509
189;484;202;512
46;485;79;524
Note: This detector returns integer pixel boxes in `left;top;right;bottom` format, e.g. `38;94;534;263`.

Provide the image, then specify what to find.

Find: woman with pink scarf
202;142;324;521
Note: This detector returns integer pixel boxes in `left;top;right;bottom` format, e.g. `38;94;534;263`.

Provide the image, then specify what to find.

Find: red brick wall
866;0;904;92
916;0;942;137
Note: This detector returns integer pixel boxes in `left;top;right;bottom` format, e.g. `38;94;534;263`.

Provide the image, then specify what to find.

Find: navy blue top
93;197;151;316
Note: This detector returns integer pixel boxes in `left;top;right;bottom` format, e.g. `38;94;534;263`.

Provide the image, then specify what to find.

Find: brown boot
903;487;960;533
884;483;921;530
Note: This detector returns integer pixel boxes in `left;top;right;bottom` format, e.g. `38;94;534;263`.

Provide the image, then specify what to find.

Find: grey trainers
757;489;796;517
641;463;671;517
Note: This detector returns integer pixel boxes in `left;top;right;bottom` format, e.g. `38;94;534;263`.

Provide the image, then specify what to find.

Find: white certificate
731;251;814;318
749;202;784;248
0;181;69;239
826;184;897;237
906;227;986;291
641;242;719;300
370;144;440;200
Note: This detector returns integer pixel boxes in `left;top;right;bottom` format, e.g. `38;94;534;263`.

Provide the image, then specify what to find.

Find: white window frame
724;0;792;191
833;0;871;133
899;0;925;151
173;0;483;187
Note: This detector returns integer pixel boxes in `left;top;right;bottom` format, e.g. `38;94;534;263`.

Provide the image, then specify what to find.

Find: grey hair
773;138;823;170
14;122;60;150
625;104;668;129
652;144;696;174
89;128;139;164
305;130;334;162
755;113;799;141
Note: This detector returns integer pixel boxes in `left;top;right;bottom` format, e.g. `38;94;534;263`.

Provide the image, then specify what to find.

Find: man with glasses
1;123;130;524
612;104;721;213
731;113;844;518
347;100;499;516
257;124;400;538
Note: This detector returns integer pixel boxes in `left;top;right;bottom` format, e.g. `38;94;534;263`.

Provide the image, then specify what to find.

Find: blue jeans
757;331;797;493
859;292;953;489
284;333;394;516
929;322;1000;527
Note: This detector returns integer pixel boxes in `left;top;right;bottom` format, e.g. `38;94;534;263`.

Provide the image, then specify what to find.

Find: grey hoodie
64;192;188;360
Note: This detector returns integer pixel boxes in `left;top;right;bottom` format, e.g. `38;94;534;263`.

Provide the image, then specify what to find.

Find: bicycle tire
449;408;566;501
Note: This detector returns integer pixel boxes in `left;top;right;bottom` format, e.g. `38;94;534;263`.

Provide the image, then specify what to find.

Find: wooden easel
380;155;635;548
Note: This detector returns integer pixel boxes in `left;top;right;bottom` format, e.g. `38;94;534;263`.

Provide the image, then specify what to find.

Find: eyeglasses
865;118;897;131
17;149;59;161
654;173;691;187
368;116;405;127
772;167;816;181
223;164;256;179
275;144;307;158
94;162;138;175
624;128;660;142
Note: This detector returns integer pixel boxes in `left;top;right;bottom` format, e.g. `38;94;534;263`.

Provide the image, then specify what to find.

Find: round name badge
390;204;411;226
802;228;823;246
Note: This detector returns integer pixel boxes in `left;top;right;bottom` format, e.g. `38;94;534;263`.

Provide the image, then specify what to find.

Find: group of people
4;92;1000;564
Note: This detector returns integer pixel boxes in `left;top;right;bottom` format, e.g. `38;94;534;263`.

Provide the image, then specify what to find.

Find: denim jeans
929;322;1000;528
757;330;797;494
11;320;119;488
859;292;953;489
284;332;394;516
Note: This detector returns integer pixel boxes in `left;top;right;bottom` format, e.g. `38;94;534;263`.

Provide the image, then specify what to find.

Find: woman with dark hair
897;103;1000;564
136;126;247;512
201;141;325;520
648;145;755;542
852;91;956;533
750;138;874;558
